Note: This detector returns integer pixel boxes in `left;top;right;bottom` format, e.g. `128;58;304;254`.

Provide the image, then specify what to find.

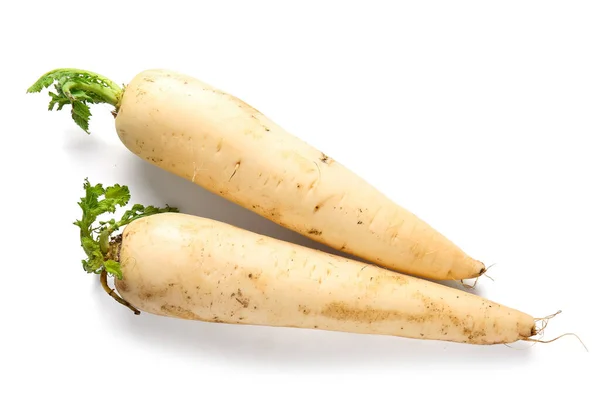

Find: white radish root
113;212;534;345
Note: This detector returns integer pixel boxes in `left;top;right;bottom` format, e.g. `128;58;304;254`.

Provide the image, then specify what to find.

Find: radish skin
114;212;534;345
112;69;484;281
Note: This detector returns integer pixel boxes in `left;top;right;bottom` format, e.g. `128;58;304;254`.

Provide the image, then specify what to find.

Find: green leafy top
75;179;178;279
27;68;123;133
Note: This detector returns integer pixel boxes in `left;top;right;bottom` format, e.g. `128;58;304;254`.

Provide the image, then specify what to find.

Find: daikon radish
30;68;485;280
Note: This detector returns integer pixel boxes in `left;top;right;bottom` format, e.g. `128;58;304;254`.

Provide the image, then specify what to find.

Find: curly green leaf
75;179;178;280
27;68;123;133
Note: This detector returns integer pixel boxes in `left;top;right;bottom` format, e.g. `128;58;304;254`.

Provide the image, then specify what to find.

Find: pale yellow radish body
114;212;533;345
111;69;483;280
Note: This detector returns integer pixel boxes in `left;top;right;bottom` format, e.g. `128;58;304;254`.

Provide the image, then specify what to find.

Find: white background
1;1;598;397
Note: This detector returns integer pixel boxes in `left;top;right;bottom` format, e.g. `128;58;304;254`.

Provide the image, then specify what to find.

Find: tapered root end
478;262;497;278
457;262;495;290
523;311;588;351
531;325;538;337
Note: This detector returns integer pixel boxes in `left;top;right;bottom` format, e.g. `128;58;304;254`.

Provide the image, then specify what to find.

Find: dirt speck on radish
161;304;198;320
321;302;403;324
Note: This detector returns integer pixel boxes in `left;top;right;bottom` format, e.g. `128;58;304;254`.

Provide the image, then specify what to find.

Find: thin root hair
534;310;562;322
525;333;588;352
532;310;562;337
460;278;479;290
481;263;496;281
459;263;497;289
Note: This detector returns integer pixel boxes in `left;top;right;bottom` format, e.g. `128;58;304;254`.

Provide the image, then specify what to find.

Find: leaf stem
99;230;111;254
100;270;140;315
62;79;119;107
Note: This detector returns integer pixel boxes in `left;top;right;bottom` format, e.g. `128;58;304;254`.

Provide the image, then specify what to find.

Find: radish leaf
27;68;124;133
75;179;178;279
